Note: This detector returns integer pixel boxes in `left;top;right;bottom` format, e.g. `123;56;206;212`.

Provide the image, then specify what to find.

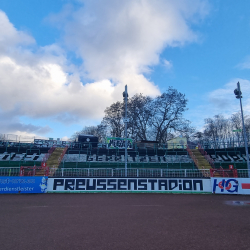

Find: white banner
48;178;211;193
211;178;250;195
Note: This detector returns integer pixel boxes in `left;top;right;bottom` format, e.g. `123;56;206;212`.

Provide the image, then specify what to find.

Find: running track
0;194;250;250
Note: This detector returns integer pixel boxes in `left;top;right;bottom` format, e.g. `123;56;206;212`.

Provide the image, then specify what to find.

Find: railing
186;145;198;167
0;167;249;178
1;135;250;150
210;168;238;178
236;169;250;178
49;168;211;178
57;146;68;166
198;144;215;168
197;138;250;150
0;167;20;176
19;166;49;176
41;146;56;164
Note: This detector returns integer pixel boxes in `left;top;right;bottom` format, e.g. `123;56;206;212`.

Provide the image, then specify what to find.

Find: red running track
0;193;250;250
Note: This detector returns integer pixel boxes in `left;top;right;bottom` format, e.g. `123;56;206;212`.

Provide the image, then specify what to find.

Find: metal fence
0;167;20;176
50;168;210;178
0;167;249;178
198;137;250;150
236;169;250;178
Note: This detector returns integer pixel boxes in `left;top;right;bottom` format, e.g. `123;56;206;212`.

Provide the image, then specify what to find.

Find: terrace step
191;149;212;169
36;147;67;176
190;149;220;177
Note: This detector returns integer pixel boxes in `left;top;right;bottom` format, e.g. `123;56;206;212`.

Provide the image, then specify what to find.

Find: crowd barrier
0;169;250;194
50;168;210;178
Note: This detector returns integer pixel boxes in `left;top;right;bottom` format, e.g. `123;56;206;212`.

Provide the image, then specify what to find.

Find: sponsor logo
213;178;239;193
39;177;48;193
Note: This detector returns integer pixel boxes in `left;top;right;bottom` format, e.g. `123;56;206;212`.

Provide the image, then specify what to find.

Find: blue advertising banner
0;177;48;194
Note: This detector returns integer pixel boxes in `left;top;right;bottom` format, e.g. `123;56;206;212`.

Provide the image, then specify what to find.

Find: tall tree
72;87;193;143
127;94;153;141
102;101;124;137
150;87;192;143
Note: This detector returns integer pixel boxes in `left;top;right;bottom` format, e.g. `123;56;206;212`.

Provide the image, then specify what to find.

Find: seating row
209;153;249;162
0;153;45;161
1;151;249;163
62;154;193;163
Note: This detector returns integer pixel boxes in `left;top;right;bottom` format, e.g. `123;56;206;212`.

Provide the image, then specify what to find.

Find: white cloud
0;110;52;136
162;59;173;70
208;79;250;114
0;1;209;136
186;78;250;130
237;56;250;70
0;11;35;54
57;0;208;82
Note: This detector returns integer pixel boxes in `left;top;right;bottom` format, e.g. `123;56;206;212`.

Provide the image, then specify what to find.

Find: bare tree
102;101;124;137
197;112;250;148
150;87;192;143
203;115;229;147
72;87;193;143
127;94;153;141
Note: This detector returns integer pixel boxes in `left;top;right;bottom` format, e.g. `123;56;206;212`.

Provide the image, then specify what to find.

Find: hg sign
212;178;239;193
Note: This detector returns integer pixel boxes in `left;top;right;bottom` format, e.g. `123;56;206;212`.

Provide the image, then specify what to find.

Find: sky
0;0;250;141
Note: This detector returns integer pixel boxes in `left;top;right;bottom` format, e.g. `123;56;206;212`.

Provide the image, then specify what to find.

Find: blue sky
0;0;250;141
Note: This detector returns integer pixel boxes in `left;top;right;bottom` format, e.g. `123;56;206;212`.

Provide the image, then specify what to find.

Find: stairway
36;147;67;176
191;149;212;170
33;167;47;176
186;149;214;177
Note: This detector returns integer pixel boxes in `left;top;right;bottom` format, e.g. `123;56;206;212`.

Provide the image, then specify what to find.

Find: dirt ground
0;193;250;250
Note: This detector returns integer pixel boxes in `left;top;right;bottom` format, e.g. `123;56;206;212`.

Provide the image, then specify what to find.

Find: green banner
233;129;242;132
106;137;133;149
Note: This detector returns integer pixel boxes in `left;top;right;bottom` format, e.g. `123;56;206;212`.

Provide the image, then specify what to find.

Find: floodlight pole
235;82;250;177
123;85;128;177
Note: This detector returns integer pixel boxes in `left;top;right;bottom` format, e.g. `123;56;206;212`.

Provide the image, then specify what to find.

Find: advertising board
48;178;211;193
211;178;250;195
0;176;48;194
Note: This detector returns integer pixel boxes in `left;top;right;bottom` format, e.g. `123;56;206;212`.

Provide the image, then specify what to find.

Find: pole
124;85;128;177
237;82;250;177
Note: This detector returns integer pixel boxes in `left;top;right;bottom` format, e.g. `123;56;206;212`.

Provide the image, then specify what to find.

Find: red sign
229;165;234;170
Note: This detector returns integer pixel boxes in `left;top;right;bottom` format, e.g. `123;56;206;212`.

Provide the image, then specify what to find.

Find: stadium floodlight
234;81;250;177
123;85;128;177
234;88;242;99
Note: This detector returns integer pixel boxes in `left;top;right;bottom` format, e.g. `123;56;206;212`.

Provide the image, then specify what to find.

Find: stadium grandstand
0;134;249;178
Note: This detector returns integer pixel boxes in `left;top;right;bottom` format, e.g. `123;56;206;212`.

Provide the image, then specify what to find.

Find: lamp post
234;81;250;177
123;85;129;177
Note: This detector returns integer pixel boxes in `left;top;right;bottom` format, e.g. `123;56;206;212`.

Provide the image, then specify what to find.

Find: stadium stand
0;139;249;177
197;146;249;169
